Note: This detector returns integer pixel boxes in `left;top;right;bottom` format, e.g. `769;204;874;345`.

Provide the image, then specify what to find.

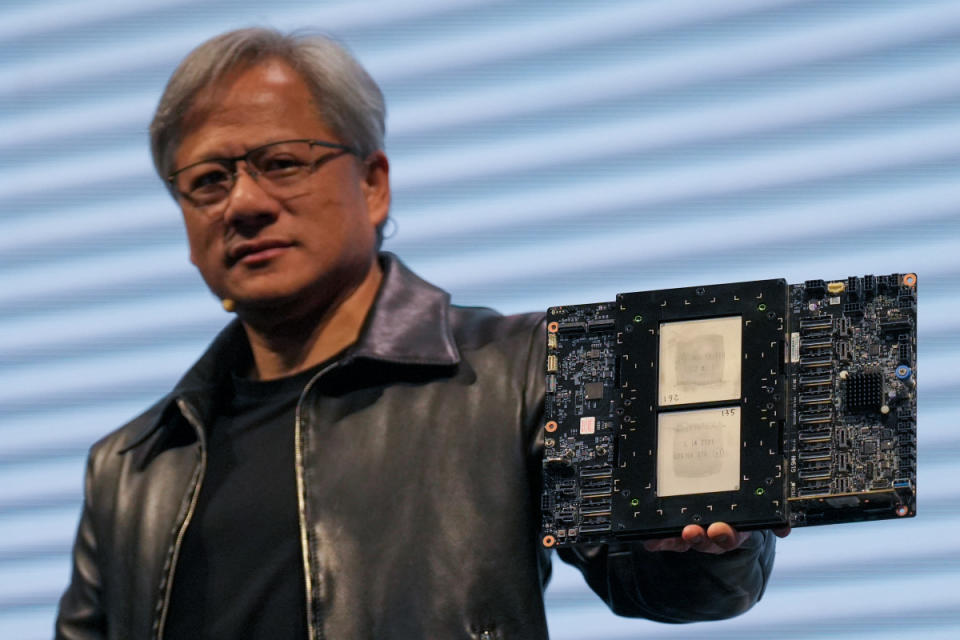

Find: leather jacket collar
121;253;460;455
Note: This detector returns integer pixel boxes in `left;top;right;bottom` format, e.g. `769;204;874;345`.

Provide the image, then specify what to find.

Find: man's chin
218;278;306;308
223;287;333;326
228;292;300;313
216;265;372;325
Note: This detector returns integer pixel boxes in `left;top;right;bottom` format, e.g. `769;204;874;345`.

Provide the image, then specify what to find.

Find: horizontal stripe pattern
1;1;957;638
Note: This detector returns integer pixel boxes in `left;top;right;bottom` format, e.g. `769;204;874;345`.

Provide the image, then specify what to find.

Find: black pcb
542;303;618;545
541;273;917;549
785;273;917;528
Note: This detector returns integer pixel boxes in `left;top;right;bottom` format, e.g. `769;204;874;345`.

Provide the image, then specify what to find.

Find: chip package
541;273;917;548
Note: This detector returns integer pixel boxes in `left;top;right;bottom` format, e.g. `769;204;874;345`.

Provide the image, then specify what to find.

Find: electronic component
584;382;604;400
541;273;917;546
658;316;741;406
846;370;884;413
657;407;741;497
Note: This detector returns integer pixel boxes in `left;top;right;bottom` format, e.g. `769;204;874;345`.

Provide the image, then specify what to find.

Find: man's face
172;59;389;316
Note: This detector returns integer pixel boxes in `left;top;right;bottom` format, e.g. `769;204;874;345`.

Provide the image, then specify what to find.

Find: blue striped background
1;1;958;637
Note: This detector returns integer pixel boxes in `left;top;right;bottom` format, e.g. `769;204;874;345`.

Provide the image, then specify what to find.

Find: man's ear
361;150;390;228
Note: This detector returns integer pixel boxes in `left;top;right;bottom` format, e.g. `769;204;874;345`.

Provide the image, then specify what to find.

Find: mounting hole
542;535;556;548
633;314;643;323
902;273;917;287
630;498;639;507
547;321;559;333
757;303;767;311
544;421;558;433
896;505;909;517
755;487;766;496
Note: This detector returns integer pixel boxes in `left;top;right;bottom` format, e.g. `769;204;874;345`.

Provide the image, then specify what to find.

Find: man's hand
642;522;791;555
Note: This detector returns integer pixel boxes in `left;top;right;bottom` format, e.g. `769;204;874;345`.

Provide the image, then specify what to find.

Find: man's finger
680;524;707;546
645;522;780;554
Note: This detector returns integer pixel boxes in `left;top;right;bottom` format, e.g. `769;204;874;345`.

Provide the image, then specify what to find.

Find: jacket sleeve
55;453;107;640
557;531;776;622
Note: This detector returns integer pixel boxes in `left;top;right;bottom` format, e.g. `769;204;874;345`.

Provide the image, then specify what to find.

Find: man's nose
221;166;282;230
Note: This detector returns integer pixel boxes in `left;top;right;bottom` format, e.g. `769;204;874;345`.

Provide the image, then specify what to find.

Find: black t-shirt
164;362;331;639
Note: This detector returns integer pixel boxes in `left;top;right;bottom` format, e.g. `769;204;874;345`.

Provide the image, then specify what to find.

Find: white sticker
790;332;800;363
658;316;742;406
829;296;841;305
657;406;741;497
579;416;596;435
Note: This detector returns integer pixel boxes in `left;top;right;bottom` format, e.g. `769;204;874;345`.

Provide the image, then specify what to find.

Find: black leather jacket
56;254;775;640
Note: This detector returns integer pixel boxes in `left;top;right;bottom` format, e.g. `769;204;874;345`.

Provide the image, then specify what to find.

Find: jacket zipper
295;361;342;640
153;398;208;640
149;364;336;639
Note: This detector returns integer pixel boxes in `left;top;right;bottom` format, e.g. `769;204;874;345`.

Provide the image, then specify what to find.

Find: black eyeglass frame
167;138;361;205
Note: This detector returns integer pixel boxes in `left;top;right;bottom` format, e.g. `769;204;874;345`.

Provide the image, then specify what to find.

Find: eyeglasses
168;138;359;210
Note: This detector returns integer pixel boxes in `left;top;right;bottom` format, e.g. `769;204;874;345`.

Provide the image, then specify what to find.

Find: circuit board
786;274;917;527
542;303;619;539
541;273;917;548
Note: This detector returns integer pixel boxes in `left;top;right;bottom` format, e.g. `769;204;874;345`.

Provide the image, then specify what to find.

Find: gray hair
149;28;386;183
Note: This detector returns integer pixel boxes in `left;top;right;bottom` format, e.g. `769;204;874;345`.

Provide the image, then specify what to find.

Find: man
56;28;783;640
